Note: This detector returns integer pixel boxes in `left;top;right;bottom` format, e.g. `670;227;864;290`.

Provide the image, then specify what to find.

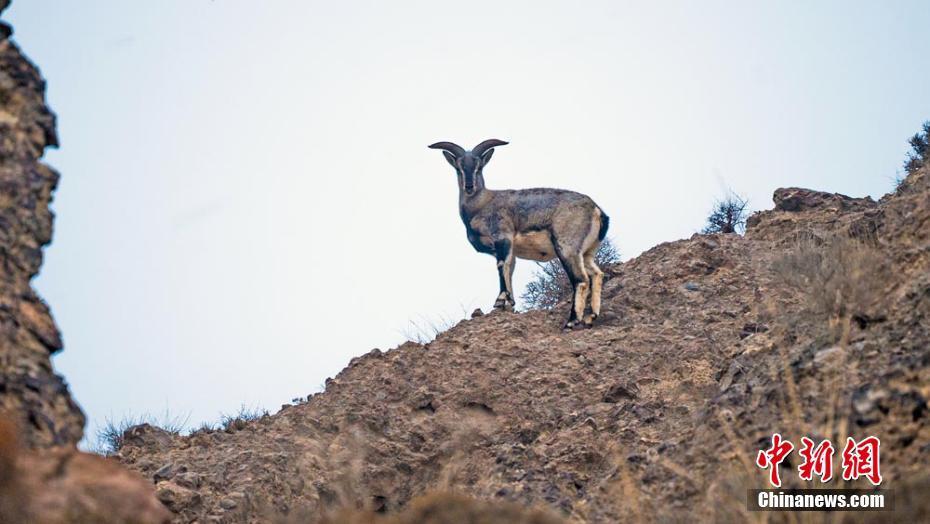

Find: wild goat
429;139;610;329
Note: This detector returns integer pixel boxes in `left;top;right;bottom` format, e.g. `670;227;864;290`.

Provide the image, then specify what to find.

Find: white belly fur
513;230;556;261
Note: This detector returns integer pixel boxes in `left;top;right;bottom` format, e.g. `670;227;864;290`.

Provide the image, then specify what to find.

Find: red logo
755;433;794;488
841;436;882;486
756;434;881;487
797;437;834;482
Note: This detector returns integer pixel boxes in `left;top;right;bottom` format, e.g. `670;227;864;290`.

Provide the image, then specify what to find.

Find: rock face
0;4;171;523
0;1;85;449
745;187;885;244
117;163;930;522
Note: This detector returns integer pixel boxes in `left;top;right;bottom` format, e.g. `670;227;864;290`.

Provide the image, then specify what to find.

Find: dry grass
771;235;889;340
220;405;269;432
317;491;564;524
267;417;560;524
698;289;909;524
91;410;188;455
90;405;269;452
401;313;463;344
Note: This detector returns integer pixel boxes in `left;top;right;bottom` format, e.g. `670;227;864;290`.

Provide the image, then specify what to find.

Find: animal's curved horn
428;141;466;157
471;139;509;157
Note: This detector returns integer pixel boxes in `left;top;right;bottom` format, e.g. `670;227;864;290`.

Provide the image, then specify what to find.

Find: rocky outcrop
0;1;85;449
745;187;884;244
0;4;172;523
118;165;930;522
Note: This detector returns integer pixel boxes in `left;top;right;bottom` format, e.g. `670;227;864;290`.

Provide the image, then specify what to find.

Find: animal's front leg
493;239;515;311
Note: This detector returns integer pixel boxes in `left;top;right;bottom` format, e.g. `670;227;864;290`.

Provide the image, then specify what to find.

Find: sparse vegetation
522;238;620;311
904;120;930;176
897;120;930;193
772;234;889;335
220;405;269;432
92;411;188;455
702;190;749;234
189;421;217;437
401;312;464;344
89;405;273;451
317;491;564;524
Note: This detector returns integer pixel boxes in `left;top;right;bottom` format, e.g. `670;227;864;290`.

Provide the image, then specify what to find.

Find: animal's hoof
493;300;514;311
562;320;582;331
583;313;598;328
493;295;515;311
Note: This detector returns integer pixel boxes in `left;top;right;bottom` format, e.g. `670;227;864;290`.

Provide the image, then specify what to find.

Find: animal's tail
598;208;610;241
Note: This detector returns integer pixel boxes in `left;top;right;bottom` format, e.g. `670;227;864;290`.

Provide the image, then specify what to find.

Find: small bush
92;411;187;455
522;238;620;311
189;421;217;437
904;120;930;175
771;235;889;326
220;405;268;432
702;191;748;234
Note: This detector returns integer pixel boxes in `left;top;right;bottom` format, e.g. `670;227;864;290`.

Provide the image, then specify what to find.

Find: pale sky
6;1;929;441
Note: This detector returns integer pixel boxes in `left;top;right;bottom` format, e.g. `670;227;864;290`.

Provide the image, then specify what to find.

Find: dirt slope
118;166;930;522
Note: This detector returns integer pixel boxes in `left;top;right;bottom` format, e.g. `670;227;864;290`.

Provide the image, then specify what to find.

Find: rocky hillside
1;1;927;521
0;3;170;522
116;164;929;523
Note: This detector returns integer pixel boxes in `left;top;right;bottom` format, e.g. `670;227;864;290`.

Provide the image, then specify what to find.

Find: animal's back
494;188;596;229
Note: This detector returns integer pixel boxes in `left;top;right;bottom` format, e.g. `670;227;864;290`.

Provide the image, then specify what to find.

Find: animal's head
428;139;508;196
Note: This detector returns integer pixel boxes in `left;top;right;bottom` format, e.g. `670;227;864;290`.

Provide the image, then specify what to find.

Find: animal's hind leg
583;251;604;326
557;249;589;330
493;239;516;310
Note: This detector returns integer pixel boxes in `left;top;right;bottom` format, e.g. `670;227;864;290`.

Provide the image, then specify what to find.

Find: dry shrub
703;190;749;234
772;235;889;331
523;238;620;310
904;121;930;176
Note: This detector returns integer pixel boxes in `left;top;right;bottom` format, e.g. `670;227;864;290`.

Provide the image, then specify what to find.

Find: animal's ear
480;148;495;165
429;141;466;169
